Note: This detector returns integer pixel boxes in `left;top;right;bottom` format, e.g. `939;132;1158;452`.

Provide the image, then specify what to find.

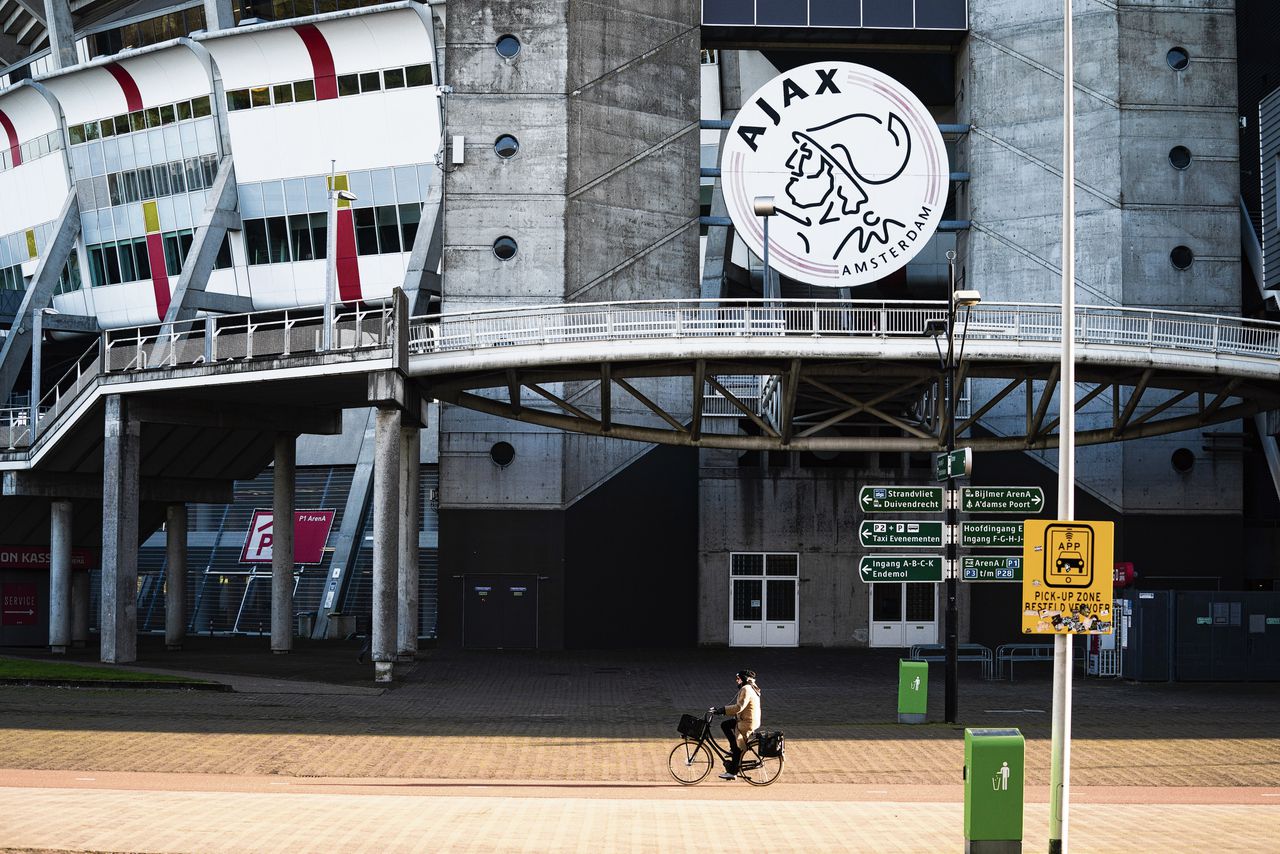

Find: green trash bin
963;728;1024;854
897;659;928;724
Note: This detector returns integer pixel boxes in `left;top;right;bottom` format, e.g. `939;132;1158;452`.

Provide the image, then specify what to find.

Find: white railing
408;299;1280;363
103;302;394;373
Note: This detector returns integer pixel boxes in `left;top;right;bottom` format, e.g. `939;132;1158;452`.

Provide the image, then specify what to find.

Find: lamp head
752;196;776;217
953;289;981;307
336;190;358;201
923;319;948;338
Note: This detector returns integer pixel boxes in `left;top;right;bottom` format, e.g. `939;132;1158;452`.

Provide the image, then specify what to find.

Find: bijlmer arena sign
722;62;949;288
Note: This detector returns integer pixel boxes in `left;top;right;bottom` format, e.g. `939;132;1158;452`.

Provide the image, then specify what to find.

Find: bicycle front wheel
668;739;714;784
739;744;783;786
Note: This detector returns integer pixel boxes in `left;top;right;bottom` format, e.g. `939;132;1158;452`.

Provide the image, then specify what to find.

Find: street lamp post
323;161;357;352
936;250;980;725
754;196;776;302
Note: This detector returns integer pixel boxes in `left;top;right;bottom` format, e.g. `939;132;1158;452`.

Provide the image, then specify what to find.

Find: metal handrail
406;299;1280;363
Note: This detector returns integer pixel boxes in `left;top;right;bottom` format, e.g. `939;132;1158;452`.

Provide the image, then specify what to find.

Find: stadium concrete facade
0;1;1276;669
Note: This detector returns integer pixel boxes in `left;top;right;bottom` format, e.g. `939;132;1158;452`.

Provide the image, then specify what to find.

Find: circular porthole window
1171;447;1195;473
493;236;518;261
496;34;521;59
1168;146;1192;170
1167;47;1189;71
494;134;520;159
490;441;516;468
1170;245;1194;270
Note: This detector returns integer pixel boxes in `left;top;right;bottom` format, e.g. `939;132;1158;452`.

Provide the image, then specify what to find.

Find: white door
730;553;799;647
764;578;798;645
730;577;765;646
869;583;938;647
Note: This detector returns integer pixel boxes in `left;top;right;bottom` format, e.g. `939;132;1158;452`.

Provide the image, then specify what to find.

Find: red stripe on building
294;24;338;101
335;207;362;301
145;233;171;320
104;63;144;113
0;110;21;167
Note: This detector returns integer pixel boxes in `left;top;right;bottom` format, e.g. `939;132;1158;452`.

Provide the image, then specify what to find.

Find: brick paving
0;637;1276;851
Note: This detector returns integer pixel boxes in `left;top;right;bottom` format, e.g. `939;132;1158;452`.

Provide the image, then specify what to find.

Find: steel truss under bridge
410;298;1280;453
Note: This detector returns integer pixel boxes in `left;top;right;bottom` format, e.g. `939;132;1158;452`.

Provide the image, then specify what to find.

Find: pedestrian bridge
3;296;1279;462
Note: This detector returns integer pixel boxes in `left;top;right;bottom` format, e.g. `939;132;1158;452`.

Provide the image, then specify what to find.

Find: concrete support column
42;0;77;71
71;571;89;647
48;500;72;653
164;503;187;650
397;425;421;660
371;407;401;682
101;395;140;664
271;434;296;654
203;0;234;32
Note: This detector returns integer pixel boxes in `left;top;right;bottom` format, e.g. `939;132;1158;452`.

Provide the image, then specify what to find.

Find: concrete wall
699;461;972;648
962;0;1241;517
438;1;700;647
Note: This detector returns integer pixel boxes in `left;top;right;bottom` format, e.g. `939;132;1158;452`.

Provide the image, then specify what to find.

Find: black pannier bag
756;730;785;757
678;714;709;741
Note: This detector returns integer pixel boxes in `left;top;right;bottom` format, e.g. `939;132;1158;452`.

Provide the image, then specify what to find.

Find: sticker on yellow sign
1020;519;1114;635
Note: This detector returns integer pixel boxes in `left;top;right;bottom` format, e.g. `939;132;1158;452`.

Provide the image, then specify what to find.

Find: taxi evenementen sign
1020;520;1115;635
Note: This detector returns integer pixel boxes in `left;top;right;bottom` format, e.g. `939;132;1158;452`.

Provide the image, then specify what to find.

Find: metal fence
408;299;1280;362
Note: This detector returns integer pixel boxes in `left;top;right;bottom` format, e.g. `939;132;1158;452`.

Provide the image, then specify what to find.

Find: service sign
1020;520;1115;635
722;62;949;288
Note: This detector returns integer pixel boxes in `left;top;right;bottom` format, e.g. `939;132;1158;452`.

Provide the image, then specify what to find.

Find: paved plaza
0;638;1277;852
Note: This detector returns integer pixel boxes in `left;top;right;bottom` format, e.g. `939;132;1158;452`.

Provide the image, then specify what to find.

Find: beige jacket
724;682;761;749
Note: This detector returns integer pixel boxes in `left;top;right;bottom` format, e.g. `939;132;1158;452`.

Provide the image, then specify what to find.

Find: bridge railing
409;299;1280;362
102;301;395;372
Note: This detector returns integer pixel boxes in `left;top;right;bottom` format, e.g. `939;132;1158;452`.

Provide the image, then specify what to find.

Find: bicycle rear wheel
668;739;714;784
738;744;783;786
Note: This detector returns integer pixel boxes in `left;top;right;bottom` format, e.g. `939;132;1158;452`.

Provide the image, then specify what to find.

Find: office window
294;79;316;102
309;212;328;258
338;74;360;97
227;90;251;111
398;203;421;248
244;219;269;265
266;216;290;263
274;83;294;104
376;205;400;253
288;214;314;261
159;104;176;125
405;64;432;87
353;207;379;255
384;68;405;89
214;235;233;269
250;87;271;108
359;71;381;93
192;96;212;117
177;100;194;121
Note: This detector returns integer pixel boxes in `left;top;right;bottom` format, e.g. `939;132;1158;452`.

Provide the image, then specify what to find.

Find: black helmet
735;669;756;682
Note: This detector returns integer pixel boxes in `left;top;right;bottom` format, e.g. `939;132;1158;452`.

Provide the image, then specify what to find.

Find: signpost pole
1050;1;1077;850
944;252;959;725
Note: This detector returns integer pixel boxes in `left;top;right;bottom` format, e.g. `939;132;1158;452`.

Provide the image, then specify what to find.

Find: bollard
963;728;1024;854
897;659;928;724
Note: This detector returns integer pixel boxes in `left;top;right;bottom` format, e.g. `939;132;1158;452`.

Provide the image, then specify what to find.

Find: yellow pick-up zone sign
1021;519;1115;635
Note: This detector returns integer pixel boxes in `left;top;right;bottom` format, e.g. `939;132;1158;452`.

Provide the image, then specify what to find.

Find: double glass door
730;553;798;647
870;583;938;647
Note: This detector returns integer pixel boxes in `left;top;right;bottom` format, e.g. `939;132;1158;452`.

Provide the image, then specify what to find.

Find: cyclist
710;669;761;780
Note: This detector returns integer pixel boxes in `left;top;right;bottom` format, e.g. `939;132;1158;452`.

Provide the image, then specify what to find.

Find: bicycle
667;710;784;786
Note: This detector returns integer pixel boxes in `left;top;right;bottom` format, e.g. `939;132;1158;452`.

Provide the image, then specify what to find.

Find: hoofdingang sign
721;62;949;288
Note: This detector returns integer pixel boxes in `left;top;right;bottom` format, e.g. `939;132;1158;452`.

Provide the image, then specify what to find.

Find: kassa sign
721;62;949;288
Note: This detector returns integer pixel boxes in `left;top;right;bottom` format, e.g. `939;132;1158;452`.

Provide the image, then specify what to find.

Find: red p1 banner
0;547;94;570
2;583;38;625
240;509;336;565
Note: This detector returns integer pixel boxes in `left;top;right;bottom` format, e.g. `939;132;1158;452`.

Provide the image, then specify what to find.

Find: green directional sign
859;520;944;548
935;447;972;481
961;555;1023;582
858;486;944;513
961;487;1045;514
859;555;944;583
960;521;1023;548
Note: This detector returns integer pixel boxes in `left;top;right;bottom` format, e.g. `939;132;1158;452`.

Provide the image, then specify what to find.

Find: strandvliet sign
721;61;950;288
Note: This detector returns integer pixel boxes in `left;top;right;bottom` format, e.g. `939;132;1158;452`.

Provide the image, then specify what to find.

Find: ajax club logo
722;62;949;288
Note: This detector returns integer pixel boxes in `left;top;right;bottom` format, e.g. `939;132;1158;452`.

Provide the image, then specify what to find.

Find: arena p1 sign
721;62;950;288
